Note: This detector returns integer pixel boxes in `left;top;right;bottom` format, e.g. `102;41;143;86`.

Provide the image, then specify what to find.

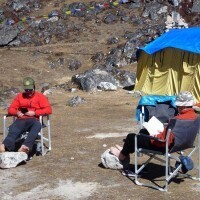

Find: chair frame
134;118;200;192
3;114;51;156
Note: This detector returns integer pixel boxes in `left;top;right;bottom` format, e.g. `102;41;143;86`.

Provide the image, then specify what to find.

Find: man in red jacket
110;91;197;162
0;77;52;153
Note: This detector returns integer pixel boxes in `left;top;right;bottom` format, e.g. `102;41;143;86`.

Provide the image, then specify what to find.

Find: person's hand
17;111;24;118
25;111;35;116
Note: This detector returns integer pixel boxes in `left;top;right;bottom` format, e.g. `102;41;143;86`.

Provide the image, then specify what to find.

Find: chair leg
134;134;168;191
40;130;44;156
186;147;200;181
38;115;52;156
47;116;51;151
3;115;7;139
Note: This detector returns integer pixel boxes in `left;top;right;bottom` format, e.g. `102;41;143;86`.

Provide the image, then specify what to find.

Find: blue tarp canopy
136;28;200;58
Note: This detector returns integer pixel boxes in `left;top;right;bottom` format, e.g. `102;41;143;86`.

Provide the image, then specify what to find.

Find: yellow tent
134;28;200;102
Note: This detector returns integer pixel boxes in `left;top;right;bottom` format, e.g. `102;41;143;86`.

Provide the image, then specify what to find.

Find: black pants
121;129;165;156
3;118;41;151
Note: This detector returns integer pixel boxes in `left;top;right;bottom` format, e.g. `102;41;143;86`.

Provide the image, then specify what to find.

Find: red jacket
8;91;52;118
151;108;197;148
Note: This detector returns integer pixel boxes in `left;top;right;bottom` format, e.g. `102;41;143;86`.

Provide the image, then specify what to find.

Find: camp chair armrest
39;115;50;121
3;114;50;119
4;114;16;118
39;114;50;117
163;123;168;128
137;133;166;142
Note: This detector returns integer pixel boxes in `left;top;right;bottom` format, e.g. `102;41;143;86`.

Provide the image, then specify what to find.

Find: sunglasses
24;89;34;92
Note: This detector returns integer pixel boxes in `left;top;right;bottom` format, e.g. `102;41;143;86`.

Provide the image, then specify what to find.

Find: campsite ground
0;0;200;199
0;49;200;200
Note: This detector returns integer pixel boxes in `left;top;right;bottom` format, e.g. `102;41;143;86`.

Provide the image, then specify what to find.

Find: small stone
103;144;107;147
70;88;76;93
68;96;86;107
0;152;28;169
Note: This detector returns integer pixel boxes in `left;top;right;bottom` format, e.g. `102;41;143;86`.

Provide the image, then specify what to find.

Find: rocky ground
0;0;200;199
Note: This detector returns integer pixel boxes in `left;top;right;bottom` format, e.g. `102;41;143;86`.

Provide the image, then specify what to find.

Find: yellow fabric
134;48;200;102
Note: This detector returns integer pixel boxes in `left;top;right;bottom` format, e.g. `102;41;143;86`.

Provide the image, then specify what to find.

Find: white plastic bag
101;149;129;170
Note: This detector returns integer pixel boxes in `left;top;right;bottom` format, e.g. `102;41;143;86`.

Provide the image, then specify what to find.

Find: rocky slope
0;1;200;199
0;0;199;99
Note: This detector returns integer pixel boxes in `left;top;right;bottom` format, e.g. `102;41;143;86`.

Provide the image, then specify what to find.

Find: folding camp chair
136;95;177;128
3;114;51;156
134;117;200;192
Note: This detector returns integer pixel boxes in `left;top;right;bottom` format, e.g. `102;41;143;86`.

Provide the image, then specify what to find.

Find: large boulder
72;68;136;92
191;0;200;13
72;68;117;92
0;27;20;46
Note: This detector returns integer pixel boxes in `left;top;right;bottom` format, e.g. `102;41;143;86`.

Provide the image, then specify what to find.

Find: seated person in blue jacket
0;77;52;153
110;91;197;161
